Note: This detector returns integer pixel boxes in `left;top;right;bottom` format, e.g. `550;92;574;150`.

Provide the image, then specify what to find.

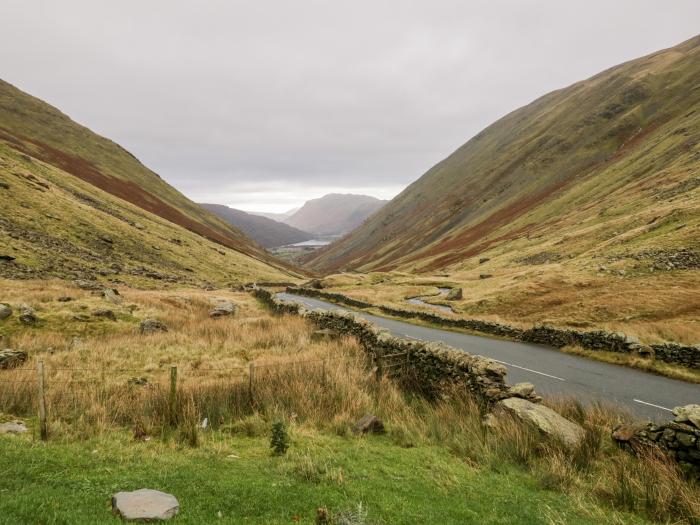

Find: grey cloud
1;1;699;210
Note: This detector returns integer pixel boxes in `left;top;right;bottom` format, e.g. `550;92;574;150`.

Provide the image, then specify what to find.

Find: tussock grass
1;280;698;523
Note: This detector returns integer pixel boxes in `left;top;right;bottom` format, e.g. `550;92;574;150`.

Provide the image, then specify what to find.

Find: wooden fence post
375;356;383;381
169;365;177;427
37;360;47;441
248;363;255;406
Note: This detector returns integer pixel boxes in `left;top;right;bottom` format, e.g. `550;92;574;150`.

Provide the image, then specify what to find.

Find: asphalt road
278;292;700;421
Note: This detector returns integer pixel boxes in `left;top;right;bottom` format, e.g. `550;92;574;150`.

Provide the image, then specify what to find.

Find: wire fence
0;351;409;440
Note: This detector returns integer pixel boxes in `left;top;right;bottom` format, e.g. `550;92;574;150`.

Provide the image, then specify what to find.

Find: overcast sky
2;2;699;212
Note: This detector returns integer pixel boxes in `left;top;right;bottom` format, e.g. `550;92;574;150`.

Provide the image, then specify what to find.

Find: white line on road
633;399;673;412
403;333;423;341
491;359;566;381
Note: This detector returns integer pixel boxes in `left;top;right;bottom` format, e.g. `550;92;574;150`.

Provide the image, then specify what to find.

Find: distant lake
288;239;332;247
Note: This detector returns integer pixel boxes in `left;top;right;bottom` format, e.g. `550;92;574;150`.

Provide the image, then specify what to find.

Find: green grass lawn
0;430;646;524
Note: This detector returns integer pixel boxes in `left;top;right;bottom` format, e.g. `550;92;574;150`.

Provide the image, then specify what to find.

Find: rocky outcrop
209;299;236;318
93;309;117;321
139;319;168;334
0;349;28;369
112;489;179;521
18;305;37;325
494;397;585;448
102;288;123;305
285;287;700;369
0;303;12;320
354;414;385;434
613;404;700;472
73;279;103;291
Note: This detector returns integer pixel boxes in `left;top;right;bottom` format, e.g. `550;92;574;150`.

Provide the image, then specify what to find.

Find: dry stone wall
285;287;700;369
253;288;540;406
613;405;700;473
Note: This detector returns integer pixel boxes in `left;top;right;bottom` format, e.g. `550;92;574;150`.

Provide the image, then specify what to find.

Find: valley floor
0;280;698;524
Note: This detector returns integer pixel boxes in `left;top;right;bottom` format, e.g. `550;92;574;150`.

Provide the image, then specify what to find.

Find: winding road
278;292;700;421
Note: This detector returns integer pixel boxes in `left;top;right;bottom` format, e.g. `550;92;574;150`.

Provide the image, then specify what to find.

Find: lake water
288;239;332;247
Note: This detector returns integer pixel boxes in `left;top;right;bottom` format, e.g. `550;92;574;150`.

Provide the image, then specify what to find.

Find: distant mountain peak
284;193;388;236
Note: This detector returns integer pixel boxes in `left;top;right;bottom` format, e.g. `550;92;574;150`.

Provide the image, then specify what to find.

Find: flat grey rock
0;421;27;434
353;414;385;434
112;489;179;521
209;299;236;318
673;404;700;428
496;397;585;449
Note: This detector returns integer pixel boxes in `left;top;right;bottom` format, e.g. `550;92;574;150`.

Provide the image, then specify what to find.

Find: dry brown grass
321;264;700;345
1;279;698;523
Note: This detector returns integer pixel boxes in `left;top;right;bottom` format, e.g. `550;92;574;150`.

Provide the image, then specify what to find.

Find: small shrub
270;420;290;456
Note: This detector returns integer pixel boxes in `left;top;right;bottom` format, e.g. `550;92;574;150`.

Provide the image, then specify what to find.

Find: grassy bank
0;429;651;525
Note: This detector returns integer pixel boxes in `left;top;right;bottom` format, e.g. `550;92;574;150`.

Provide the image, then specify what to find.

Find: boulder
353;414;385;435
93;309;117;321
0;421;27;435
209;300;236;318
0;304;12;320
102;288;123;305
57;296;73;303
0;349;28;369
495;397;585;448
508;382;536;399
673;404;700;428
112;489;179;521
445;288;463;300
139;319;168;334
18;305;37;325
73;279;102;291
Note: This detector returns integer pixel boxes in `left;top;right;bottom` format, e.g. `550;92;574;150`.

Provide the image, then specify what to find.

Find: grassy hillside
0;143;302;286
304;36;700;344
286;193;387;236
0;80;303;286
0;79;290;265
201;203;313;248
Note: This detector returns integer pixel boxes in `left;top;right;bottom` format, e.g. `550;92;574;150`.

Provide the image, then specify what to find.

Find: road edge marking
492;359;566;381
633;399;673;412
